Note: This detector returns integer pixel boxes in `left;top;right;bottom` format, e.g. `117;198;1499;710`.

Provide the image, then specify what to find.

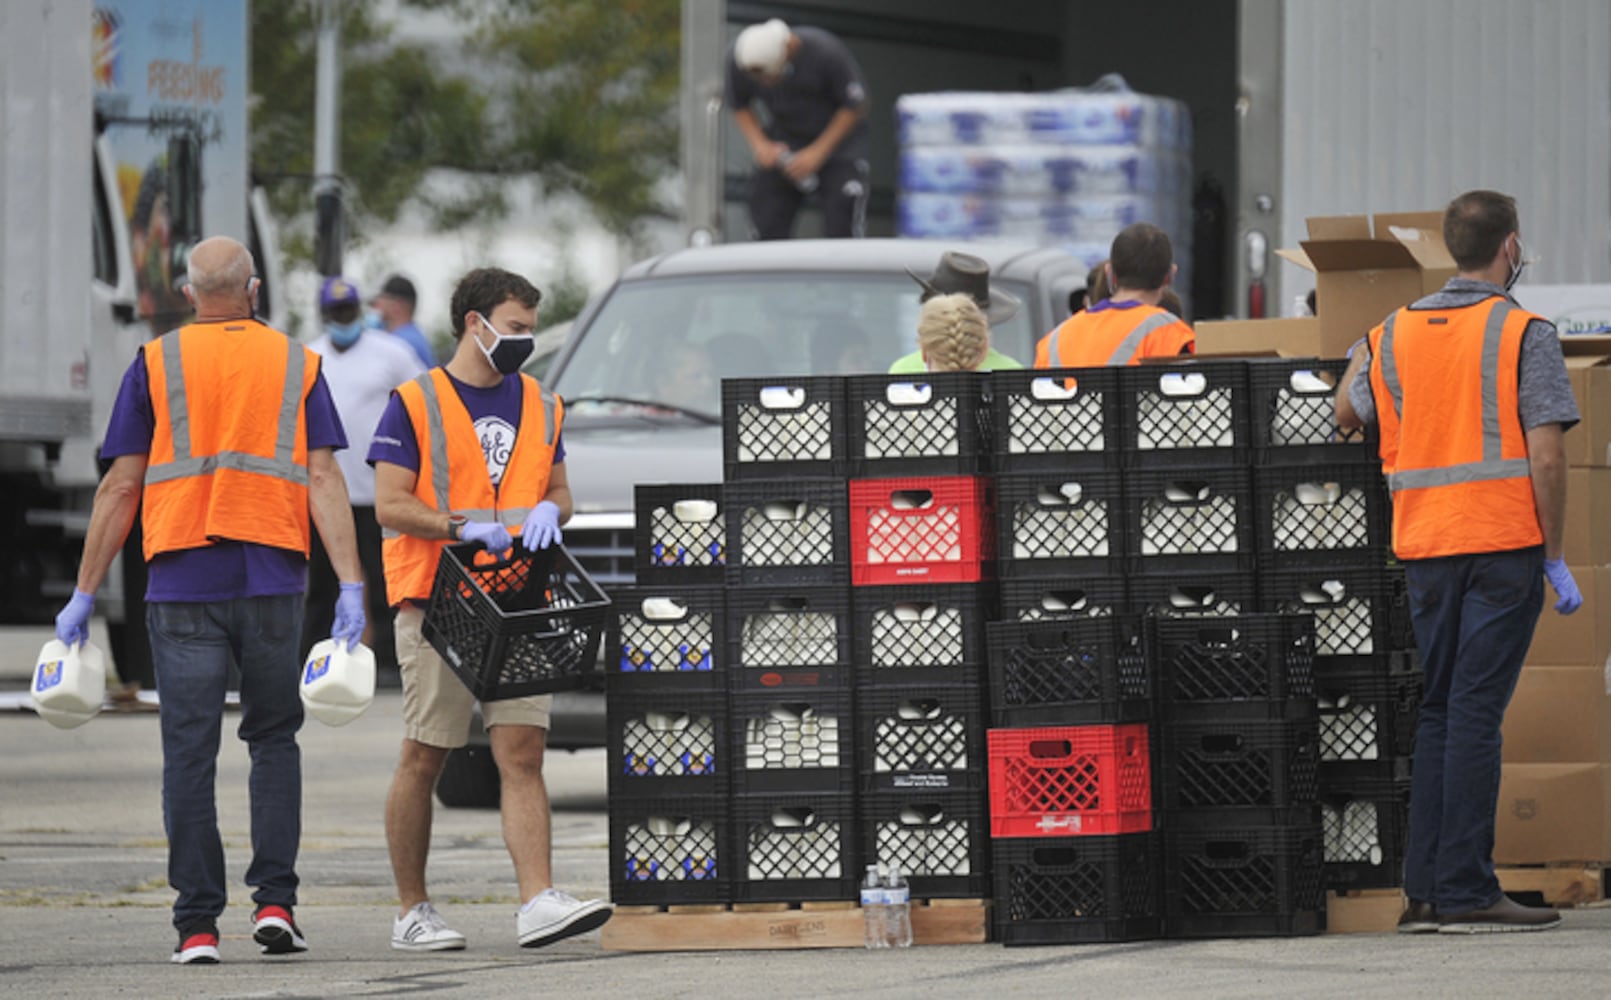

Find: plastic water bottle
776;150;819;193
861;863;888;949
884;864;913;948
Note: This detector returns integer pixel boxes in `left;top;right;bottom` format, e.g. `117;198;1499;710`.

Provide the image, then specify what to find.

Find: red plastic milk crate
849;475;993;586
987;724;1153;837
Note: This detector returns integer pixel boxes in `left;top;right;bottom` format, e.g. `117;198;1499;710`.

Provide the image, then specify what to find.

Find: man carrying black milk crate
371;267;612;952
1336;189;1580;934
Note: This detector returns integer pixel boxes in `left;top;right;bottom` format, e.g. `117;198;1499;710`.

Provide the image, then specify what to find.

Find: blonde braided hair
916;293;990;372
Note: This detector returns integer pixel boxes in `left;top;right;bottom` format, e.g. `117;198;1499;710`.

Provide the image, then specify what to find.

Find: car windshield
550;273;1037;417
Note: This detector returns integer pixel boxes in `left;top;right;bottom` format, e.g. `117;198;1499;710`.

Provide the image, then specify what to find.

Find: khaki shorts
394;605;552;748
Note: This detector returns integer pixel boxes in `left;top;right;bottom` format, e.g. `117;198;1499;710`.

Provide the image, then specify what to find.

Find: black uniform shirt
727;26;868;160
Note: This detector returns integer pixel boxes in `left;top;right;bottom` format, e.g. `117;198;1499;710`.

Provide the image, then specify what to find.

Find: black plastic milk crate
1127;571;1258;619
851;583;992;689
857;684;987;792
605;586;726;694
999;576;1127;624
633;483;727;584
1119;359;1251;468
1259;565;1414;657
421;542;610;700
1125;465;1255;576
845;371;992;476
724;479;849;587
732;793;858;902
1247;357;1378;464
996;469;1126;577
730;690;855;795
1152;613;1317;721
609;793;731;905
990;366;1123;472
860;789;990;899
722;375;847;480
994;833;1162;946
1161;718;1320;814
1164;821;1325;938
1254;461;1391;568
1321;777;1410;890
985;616;1151;726
607;690;728;797
726;587;851;693
1315;658;1422;770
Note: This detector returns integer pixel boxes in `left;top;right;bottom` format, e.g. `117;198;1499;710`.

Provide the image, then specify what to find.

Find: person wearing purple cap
303;277;426;676
368;274;434;368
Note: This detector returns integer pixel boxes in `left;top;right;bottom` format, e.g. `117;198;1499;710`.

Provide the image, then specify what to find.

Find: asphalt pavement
2;626;1608;999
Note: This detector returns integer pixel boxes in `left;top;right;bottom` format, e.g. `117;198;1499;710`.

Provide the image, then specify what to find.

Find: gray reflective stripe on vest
537;385;558;448
145;330;308;487
1377;313;1403;420
1047;326;1061;365
1384;300;1528;494
1107;312;1178;365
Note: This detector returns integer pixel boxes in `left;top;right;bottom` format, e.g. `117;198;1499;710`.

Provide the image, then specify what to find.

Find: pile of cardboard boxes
1196;210;1611;871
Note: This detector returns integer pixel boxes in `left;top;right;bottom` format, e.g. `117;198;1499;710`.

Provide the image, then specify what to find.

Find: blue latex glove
461;520;514;554
1544;558;1583;615
55;588;95;647
331;582;366;651
522;500;563;551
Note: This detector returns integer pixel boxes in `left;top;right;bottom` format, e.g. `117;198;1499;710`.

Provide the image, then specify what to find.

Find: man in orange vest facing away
1033;222;1194;368
1337;190;1581;934
52;236;366;964
370;267;612;954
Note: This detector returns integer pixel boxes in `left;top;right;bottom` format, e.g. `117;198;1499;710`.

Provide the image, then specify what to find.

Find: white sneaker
516;888;614;949
392;901;468;952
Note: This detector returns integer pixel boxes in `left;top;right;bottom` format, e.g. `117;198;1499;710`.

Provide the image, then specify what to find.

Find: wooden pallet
1497;864;1609;907
601;898;990;952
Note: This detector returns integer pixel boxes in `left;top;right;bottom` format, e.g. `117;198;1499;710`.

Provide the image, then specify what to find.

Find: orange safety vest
1366;296;1543;560
1034;303;1195;368
142;319;319;560
381;368;564;605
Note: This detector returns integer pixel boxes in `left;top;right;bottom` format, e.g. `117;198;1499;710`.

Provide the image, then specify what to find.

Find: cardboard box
1558;335;1611;467
1566;467;1611;565
1527;566;1611;665
1503;666;1611;763
1495;762;1611;863
1277;212;1456;359
1193;317;1324;358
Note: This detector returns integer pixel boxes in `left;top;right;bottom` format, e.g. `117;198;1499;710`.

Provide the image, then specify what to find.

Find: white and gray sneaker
392;901;468;952
516;888;614;949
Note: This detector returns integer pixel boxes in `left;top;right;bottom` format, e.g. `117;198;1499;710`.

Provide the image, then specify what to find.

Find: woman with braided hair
915;292;992;372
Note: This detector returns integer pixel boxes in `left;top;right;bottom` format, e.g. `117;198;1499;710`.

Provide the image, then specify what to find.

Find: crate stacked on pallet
1247;357;1418;895
722;376;860;902
845;371;996;904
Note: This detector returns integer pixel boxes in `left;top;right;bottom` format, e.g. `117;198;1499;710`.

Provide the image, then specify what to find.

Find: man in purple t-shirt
52;237;365;965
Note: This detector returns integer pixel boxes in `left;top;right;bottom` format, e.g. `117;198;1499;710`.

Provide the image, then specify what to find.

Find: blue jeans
1402;546;1543;913
147;595;305;932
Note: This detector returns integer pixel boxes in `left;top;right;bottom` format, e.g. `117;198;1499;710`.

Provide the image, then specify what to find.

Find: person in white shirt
303;276;427;673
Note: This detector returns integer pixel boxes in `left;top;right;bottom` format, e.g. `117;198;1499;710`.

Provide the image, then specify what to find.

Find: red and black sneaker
252;905;309;955
172;924;221;965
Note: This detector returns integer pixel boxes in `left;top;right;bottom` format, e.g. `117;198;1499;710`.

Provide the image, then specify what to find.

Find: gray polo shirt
1346;277;1580;432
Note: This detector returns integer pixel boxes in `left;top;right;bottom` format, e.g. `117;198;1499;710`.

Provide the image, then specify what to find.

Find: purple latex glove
522;500;563;551
461;520;514;554
54;588;95;647
331;582;366;651
1544;558;1583;615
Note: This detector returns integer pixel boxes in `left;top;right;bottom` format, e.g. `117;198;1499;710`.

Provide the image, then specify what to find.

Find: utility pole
313;0;343;276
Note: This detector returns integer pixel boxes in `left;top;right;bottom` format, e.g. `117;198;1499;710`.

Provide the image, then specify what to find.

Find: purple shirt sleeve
100;351;155;459
304;369;348;451
367;390;421;472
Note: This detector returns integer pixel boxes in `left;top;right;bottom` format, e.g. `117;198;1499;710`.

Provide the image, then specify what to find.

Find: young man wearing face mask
369;267;610;953
1336;189;1581;935
302;277;426;676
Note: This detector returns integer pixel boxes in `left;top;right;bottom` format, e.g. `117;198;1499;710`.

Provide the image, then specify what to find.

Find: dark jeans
301;504;396;672
1402;546;1543;914
148;595;305;932
748;156;868;240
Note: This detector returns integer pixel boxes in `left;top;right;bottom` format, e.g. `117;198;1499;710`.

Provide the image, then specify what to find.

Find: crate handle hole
1029;376;1081;401
1039;589;1089;612
1201;733;1245;753
768;703;815;722
757;385;807;410
1298;581;1347;605
891;490;935;510
1032;846;1079;866
1169;586;1217;609
645;816;696;836
640;597;691;622
1157;372;1208;398
891;602;938;622
1195;624;1241;647
762;500;809;521
644;711;697;732
1204;840;1250;862
897;699;943;721
1036;482;1084;506
771;806;818;828
766;597;809;612
898;804;945;826
1294;482;1344;505
670;499;719;523
1287;369;1336;394
1028;739;1073;758
1163;481;1212;503
884;382;935;406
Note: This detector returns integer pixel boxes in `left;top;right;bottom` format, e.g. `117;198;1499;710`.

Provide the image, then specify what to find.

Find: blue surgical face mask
327;319;364;350
363;307;385;330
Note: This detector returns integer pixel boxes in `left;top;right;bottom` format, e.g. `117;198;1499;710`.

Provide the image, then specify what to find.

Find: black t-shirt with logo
726;26;868;161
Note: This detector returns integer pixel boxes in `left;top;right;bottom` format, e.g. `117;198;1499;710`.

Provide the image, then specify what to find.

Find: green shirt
886;347;1024;374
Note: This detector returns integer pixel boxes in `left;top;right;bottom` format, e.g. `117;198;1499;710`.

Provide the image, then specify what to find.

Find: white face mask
1505;236;1537;292
474;313;535;374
